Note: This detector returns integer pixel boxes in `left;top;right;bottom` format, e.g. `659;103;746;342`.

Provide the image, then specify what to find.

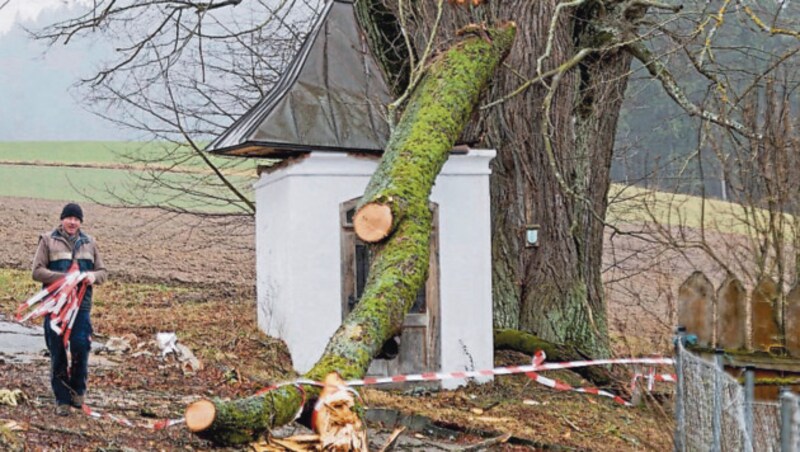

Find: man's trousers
44;310;92;406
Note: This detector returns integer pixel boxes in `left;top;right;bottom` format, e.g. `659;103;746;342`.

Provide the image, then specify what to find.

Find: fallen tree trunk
353;24;513;243
185;23;516;446
494;328;613;387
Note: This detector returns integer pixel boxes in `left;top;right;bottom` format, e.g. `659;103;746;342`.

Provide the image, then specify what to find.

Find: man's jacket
32;227;108;311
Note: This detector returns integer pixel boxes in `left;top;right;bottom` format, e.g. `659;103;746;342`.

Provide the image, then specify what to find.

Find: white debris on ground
95;335;134;355
156;332;202;373
0;389;25;407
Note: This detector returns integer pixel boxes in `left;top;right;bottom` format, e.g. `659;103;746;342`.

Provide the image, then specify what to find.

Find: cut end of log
353;204;393;243
185;399;216;432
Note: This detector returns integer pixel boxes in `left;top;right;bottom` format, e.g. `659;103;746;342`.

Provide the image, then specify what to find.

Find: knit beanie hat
60;203;84;222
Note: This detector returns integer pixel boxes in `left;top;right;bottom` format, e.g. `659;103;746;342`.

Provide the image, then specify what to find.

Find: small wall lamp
525;224;540;248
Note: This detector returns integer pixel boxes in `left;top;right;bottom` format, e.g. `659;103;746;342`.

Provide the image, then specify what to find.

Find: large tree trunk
185;24;516;446
481;2;631;358
360;1;637;357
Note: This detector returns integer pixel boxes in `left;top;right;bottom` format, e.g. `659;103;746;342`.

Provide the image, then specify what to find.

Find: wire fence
674;338;800;451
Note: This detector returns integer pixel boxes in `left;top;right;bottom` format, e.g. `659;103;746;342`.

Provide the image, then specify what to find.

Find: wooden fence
678;271;800;356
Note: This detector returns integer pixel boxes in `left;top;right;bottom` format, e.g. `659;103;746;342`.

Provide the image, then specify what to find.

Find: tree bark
185;23;517;446
484;3;628;359
353;23;515;243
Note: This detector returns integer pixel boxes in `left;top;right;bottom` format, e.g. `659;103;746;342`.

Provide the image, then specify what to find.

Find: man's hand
85;272;97;285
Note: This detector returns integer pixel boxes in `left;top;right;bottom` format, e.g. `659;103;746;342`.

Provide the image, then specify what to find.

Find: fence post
744;366;754;451
712;349;724;452
674;326;686;452
631;365;643;406
781;387;793;452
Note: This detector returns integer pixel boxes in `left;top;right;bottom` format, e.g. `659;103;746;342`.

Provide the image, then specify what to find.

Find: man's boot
70;394;84;408
55;404;71;417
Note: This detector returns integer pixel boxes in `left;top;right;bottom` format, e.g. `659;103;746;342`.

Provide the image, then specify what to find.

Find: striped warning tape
69;351;674;429
525;370;633;405
631;367;677;392
15;262;88;348
81;404;184;430
345;350;674;387
339;350;674;406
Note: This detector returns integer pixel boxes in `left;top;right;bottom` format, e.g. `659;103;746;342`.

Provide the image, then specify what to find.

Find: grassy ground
0;165;254;212
0;141;253;169
607;183;797;236
0;142;161;164
5;141;782;233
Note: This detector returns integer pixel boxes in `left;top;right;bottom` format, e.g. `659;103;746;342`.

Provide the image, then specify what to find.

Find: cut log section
353;203;393;242
185;399;216;432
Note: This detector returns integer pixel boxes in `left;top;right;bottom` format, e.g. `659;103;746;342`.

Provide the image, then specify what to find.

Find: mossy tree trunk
494;329;613;387
186;24;516;446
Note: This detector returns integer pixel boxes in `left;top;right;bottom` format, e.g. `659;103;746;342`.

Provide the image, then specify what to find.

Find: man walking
32;203;107;416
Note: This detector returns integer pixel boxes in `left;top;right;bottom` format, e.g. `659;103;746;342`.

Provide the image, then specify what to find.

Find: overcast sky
0;0;138;141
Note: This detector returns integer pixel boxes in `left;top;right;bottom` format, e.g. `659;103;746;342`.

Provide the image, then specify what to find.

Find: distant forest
613;15;799;201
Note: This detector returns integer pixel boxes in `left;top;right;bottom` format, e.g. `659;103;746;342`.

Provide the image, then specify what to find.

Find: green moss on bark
356;25;517;233
494;328;612;386
196;385;307;444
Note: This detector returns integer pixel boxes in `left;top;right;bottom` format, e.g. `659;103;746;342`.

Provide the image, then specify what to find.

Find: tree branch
627;41;757;138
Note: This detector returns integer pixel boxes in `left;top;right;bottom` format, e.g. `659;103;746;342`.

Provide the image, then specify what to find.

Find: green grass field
0;141;259;170
606;184;796;236
0;142;257;212
0;141;154;164
0;165;254;211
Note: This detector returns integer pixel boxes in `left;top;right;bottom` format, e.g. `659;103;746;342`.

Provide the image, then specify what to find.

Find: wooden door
340;198;440;377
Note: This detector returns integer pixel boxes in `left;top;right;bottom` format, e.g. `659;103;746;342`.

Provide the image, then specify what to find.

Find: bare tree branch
627;40;756;138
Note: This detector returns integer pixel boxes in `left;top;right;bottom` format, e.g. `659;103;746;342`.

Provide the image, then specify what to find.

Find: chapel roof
205;0;392;159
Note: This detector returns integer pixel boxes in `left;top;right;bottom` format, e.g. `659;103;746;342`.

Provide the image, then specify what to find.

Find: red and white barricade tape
15;262;89;348
81;404;184;430
525;370;632;405
345;350;673;386
43;351;673;431
340;350;674;406
631;367;677;393
241;350;676;432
